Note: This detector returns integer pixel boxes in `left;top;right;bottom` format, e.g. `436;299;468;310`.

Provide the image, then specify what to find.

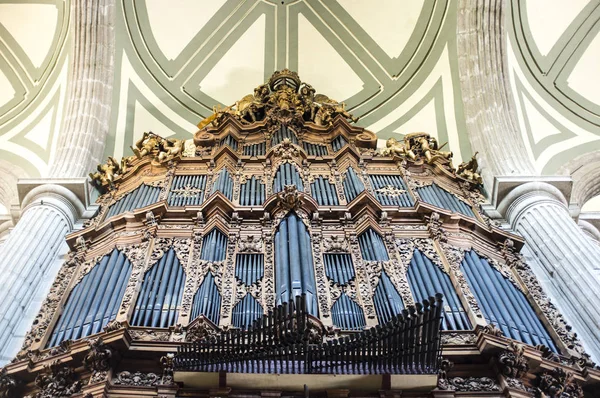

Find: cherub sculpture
404;132;452;164
457;152;482;184
381;137;416;160
131;132;159;159
89;156;120;186
156;137;184;163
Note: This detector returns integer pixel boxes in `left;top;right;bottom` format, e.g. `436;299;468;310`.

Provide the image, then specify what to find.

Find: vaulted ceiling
0;0;599;211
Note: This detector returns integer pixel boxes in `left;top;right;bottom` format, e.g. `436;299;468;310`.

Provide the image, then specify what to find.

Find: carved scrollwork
441;376;501;392
185;317;219;342
441;332;477;345
498;342;529;379
536;367;583;398
277;184;304;211
83;338;113;372
0;368;19;398
348;233;376;319
426;212;447;242
34;361;81;398
129;329;170;342
238;235;263;252
118;242;149;315
112;371;159;387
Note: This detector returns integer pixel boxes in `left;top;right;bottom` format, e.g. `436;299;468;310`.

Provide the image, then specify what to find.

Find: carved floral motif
498;342;529;379
536;367;583;398
112;371;158;387
34;361;81;398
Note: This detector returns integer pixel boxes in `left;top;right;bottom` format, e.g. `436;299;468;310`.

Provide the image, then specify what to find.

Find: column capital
16;178;99;227
484;176;573;223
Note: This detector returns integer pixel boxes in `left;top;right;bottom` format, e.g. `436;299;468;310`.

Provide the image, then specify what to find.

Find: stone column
0;182;97;363
498;181;600;362
50;0;115;177
0;0;116;365
457;0;536;189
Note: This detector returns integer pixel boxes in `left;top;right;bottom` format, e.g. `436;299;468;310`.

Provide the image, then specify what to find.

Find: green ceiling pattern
106;0;472;165
508;0;600;174
0;0;70;177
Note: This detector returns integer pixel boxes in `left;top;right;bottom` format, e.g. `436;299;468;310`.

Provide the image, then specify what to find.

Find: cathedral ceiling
106;0;471;169
507;0;600;175
0;1;599;208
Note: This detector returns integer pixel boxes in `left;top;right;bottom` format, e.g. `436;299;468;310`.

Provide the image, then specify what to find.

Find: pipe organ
2;70;597;398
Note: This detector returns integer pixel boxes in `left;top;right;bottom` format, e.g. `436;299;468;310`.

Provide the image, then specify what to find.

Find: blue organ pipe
324;254;354;285
236;254;264;285
273;163;304;193
358;228;389;261
485;254;548;346
131;249;185;328
331;293;365;331
461;251;557;351
191;273;221;325
243;142;266;156
222;135;238;150
417;184;475;217
461;253;512;337
88;252;124;335
48;250;131;347
473;253;532;343
274;213;318;315
232;294;264;329
374;271;404;324
369;175;413;207
106;184;161;218
303;142;328;156
407;250;471;330
168;175;207;206
271;125;298;146
240;177;265;206
200;229;228;262
331;135;347;152
342;167;364;203
310;177;339;206
211;169;233;200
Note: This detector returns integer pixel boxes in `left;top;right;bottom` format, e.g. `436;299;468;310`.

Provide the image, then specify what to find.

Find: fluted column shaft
457;0;535;188
50;0;115;177
0;208;69;359
0;187;80;363
500;182;600;362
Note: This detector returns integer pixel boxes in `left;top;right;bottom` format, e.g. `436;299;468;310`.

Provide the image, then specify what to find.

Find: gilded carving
457;153;482;184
